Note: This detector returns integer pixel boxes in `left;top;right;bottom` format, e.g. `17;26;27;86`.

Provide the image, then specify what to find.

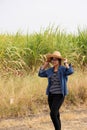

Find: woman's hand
41;61;49;70
64;59;69;68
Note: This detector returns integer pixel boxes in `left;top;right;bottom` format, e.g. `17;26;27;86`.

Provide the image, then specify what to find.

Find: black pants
48;93;65;130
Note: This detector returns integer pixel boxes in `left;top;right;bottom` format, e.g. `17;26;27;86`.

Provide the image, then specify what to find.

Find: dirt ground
0;107;87;130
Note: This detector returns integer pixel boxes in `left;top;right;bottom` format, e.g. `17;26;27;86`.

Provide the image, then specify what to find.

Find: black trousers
48;93;65;130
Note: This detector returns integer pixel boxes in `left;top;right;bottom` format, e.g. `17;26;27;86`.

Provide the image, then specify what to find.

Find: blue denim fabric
38;65;74;96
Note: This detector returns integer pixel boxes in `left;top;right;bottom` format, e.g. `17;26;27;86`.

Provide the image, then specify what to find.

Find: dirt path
0;107;87;130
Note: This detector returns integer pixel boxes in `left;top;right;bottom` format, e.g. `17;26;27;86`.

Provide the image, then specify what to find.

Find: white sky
0;0;87;34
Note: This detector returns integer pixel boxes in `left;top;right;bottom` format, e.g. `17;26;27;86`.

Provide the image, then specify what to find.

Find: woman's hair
58;59;62;66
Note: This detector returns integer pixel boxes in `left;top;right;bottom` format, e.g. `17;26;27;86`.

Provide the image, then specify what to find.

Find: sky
0;0;87;34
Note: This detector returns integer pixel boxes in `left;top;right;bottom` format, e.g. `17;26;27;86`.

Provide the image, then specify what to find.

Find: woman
38;51;74;130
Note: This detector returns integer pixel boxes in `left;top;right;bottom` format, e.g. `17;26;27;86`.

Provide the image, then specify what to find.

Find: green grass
0;26;87;75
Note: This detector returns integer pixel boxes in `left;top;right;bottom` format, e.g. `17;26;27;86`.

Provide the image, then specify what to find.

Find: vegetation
0;26;87;75
0;26;87;118
0;71;87;118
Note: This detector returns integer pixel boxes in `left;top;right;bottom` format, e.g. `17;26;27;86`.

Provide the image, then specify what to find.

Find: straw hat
46;51;65;62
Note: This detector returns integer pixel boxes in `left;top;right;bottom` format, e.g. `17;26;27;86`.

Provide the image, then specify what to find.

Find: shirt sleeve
64;64;74;76
38;67;48;77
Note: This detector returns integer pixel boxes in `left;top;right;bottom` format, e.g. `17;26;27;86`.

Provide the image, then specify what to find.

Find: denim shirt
38;65;74;96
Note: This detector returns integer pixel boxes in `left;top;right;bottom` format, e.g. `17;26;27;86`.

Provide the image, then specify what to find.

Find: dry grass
0;71;87;118
0;74;48;118
66;70;87;104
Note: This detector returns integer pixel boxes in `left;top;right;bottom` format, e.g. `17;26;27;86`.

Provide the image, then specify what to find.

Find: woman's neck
54;65;59;72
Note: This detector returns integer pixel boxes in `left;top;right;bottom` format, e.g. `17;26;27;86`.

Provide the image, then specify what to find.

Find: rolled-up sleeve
38;68;48;77
65;64;74;76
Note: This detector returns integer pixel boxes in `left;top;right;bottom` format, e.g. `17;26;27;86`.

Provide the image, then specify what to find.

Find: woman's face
51;57;59;67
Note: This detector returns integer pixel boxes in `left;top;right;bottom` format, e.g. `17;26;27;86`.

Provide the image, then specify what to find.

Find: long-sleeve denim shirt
38;65;74;96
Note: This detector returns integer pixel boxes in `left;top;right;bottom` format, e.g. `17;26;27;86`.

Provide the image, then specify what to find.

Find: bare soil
0;107;87;130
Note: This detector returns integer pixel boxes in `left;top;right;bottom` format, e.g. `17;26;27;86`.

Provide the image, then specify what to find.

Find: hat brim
46;54;65;61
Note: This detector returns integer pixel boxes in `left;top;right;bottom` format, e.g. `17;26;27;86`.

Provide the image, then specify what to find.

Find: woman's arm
64;59;74;75
38;61;49;77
